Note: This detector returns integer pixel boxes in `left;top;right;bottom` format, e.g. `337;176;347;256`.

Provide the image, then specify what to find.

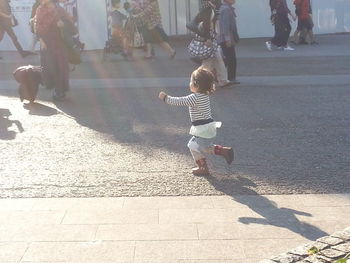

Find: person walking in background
59;0;85;51
0;0;36;59
218;0;240;84
110;0;128;57
133;0;176;59
35;0;70;101
158;68;234;176
188;0;233;88
266;0;296;51
293;0;317;45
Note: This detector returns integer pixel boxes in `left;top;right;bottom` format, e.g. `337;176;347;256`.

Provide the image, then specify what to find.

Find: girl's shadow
206;174;329;241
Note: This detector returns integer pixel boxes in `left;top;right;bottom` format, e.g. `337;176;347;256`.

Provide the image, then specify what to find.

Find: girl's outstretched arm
158;91;197;107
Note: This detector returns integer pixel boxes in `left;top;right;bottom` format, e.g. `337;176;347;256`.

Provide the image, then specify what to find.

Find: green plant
308;246;319;255
333;252;350;263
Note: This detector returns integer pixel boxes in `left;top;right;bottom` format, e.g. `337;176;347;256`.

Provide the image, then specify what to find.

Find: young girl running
158;68;234;176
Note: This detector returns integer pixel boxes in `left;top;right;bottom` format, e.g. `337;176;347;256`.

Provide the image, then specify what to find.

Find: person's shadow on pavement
0;108;24;140
205;174;329;241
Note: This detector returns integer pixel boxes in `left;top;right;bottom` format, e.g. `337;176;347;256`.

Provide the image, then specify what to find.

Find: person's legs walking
212;49;231;87
187;136;234;175
281;18;292;47
159;41;176;58
221;43;237;82
5;26;35;57
53;53;69;100
187;136;210;175
4;26;23;54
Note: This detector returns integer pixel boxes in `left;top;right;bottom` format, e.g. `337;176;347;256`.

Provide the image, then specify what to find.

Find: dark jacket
187;6;215;40
270;0;290;16
218;3;239;45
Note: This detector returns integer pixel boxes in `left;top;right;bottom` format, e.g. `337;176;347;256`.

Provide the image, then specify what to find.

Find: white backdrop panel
0;0;349;51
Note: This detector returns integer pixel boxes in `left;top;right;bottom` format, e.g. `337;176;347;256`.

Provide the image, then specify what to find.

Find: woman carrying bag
35;0;71;101
187;0;233;88
132;0;176;59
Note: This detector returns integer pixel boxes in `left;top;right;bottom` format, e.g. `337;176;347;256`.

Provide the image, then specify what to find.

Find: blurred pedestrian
58;0;85;51
110;0;128;56
293;0;317;44
218;0;240;84
35;0;70;101
123;1;145;58
158;68;234;176
133;0;176;59
266;0;296;51
187;0;233;88
0;0;36;58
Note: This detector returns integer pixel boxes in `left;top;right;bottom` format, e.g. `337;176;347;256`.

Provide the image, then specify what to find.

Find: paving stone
301;255;328;263
316;254;335;262
333;242;350;253
271;252;303;263
319;248;347;259
262;228;350;263
289;242;329;257
331;230;350;241
316;236;345;246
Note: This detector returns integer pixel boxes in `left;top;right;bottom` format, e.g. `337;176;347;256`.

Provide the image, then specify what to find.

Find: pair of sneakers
265;41;294;51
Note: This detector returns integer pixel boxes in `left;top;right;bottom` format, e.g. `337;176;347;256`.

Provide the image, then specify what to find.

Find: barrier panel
0;0;349;51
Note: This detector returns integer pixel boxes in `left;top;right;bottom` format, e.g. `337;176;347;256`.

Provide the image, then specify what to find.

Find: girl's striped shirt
166;93;212;123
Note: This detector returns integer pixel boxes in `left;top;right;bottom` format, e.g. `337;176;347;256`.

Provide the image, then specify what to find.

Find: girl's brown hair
192;68;215;95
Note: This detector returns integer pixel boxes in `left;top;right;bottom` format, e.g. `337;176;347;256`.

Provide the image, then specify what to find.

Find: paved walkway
0;194;349;262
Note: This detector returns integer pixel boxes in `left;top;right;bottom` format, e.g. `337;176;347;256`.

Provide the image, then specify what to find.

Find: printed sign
9;0;34;14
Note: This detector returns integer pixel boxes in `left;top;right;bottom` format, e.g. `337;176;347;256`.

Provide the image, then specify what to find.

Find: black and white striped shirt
166;93;212;123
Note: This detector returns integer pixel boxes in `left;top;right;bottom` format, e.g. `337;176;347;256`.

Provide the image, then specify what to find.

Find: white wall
77;0;108;50
1;0;349;51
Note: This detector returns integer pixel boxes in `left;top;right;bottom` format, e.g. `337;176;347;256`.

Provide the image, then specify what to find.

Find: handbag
64;42;82;65
188;35;218;61
60;19;82;65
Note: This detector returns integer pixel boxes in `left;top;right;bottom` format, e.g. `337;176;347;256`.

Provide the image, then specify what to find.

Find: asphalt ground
0;35;349;198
